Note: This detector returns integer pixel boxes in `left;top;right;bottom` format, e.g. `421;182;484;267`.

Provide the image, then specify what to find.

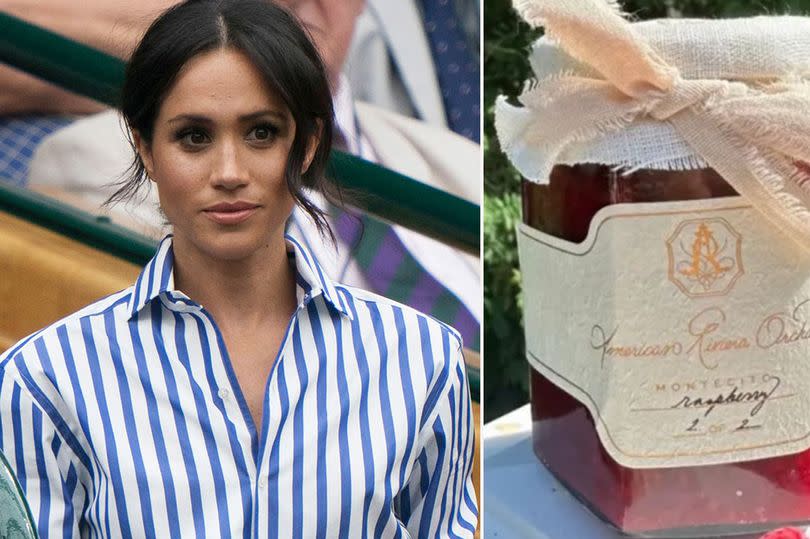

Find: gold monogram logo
667;218;743;298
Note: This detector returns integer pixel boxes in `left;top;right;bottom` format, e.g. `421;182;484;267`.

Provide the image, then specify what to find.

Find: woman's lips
203;203;259;225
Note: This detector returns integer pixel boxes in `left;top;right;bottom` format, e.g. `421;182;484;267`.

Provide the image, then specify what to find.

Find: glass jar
523;165;810;537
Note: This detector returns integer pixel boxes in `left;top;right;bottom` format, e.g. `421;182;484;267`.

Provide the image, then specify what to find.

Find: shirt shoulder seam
0;367;92;478
0;289;133;381
333;284;464;347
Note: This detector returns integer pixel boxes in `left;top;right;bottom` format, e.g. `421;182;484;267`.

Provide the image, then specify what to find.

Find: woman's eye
176;128;210;147
248;124;278;143
188;132;208;144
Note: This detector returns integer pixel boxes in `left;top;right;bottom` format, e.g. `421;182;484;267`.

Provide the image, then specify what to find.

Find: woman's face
136;47;313;262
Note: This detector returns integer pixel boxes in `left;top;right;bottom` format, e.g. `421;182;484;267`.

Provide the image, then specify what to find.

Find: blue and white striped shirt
0;235;477;538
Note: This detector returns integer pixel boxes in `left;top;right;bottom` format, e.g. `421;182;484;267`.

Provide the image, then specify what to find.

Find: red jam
523;164;810;536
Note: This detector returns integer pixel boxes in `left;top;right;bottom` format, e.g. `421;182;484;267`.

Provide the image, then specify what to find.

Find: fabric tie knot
496;0;810;250
645;78;727;121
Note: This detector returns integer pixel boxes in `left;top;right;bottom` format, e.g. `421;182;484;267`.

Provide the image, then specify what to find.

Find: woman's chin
186;228;277;263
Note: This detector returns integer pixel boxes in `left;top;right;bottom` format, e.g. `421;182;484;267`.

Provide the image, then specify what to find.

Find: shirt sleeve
397;339;478;538
0;368;86;539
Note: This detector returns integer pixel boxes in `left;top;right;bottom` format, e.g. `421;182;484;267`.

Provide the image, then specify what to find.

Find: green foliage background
483;0;810;421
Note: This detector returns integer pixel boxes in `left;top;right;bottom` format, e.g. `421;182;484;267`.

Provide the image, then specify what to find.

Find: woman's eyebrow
167;114;212;124
239;109;287;121
167;110;286;124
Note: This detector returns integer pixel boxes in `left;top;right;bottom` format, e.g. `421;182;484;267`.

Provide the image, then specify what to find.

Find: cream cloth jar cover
495;0;810;249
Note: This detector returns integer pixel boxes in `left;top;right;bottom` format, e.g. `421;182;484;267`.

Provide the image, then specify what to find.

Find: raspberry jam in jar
521;166;810;537
496;4;810;536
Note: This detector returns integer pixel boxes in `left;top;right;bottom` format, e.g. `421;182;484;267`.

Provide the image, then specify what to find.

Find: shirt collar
126;234;353;320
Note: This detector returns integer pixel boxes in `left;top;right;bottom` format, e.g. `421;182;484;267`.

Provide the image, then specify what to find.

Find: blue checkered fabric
0;116;74;187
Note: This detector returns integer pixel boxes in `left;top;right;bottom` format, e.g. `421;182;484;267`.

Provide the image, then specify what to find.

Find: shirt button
258;477;267;489
218;388;231;401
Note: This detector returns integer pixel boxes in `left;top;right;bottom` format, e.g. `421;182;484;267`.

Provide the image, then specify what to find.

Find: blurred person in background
0;0;481;355
346;0;480;141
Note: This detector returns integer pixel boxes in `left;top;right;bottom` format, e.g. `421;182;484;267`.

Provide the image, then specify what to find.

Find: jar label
518;196;810;468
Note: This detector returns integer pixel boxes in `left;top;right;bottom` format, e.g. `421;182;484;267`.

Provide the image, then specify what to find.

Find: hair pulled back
111;0;336;237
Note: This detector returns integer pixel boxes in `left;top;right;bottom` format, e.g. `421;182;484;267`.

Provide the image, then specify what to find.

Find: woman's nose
211;138;248;190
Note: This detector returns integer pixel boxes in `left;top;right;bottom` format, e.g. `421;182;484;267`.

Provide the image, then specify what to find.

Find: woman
0;1;477;537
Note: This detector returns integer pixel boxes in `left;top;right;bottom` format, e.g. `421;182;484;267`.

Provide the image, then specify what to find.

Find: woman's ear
302;120;323;175
132;129;156;181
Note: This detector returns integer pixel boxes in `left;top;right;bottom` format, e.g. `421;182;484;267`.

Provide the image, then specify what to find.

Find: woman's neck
171;234;297;331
